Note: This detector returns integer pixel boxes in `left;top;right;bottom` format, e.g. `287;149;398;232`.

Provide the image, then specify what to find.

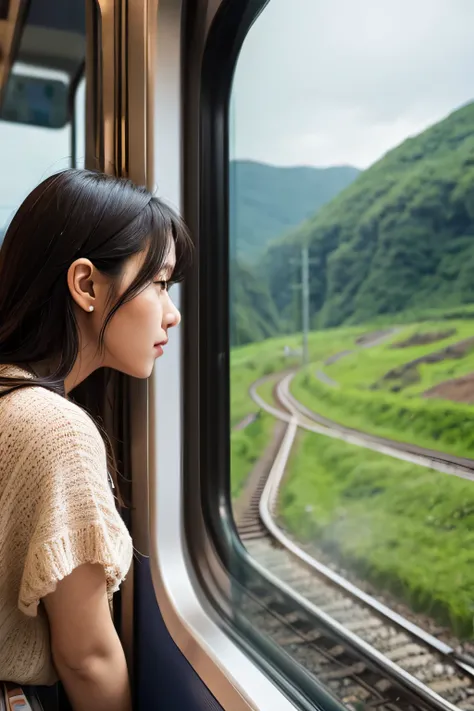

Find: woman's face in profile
95;240;181;379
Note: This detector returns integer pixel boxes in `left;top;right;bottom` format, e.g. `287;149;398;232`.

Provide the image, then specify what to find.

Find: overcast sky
231;0;474;169
1;1;474;227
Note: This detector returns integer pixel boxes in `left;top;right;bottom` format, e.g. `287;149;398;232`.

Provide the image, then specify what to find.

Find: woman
0;169;192;710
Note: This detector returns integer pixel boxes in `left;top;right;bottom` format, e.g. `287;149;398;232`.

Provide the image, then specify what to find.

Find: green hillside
230;260;280;346
264;101;474;329
229;160;360;263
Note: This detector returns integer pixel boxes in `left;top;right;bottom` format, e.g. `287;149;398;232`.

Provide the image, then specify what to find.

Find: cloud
1;2;473;228
231;0;474;168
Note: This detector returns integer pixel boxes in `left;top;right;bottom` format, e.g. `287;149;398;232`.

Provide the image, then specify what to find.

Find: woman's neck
30;346;102;395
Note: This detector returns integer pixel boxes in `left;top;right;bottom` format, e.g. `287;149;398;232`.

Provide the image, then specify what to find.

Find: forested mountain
263;101;474;330
229;160;360;263
230;260;280;345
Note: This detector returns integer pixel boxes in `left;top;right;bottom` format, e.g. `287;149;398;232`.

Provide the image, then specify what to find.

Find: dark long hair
0;169;192;493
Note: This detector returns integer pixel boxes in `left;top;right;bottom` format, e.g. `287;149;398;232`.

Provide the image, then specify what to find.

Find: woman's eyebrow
159;261;175;278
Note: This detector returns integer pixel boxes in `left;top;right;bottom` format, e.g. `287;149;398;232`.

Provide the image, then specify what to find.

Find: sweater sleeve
18;403;133;617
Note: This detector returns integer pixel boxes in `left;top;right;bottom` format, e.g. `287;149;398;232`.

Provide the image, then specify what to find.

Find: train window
0;1;85;241
0;66;71;239
228;0;474;709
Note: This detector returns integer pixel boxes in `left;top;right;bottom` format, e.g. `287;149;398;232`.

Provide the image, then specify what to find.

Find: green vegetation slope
230;260;280;345
264;101;474;329
281;428;474;637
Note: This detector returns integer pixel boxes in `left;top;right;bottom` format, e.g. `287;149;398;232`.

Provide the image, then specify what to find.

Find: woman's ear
67;258;96;313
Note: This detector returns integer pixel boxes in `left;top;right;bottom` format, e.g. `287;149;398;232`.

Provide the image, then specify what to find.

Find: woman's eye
154;280;169;291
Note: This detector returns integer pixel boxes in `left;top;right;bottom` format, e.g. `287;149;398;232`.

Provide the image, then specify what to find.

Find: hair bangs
121;197;192;292
98;197;192;344
148;197;193;285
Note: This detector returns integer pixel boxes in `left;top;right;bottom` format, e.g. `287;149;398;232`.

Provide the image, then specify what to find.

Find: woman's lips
154;339;168;356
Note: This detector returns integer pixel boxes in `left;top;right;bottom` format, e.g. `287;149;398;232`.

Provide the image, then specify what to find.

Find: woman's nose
165;299;181;328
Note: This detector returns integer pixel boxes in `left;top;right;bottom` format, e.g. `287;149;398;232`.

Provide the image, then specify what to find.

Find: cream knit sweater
0;366;133;685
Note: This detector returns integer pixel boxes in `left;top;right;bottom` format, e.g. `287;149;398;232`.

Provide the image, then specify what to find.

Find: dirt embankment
390;329;456;349
424;373;474;404
374;336;474;393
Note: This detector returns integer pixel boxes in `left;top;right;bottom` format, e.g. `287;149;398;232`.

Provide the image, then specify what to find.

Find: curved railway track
250;371;474;482
279;373;474;481
235;370;474;711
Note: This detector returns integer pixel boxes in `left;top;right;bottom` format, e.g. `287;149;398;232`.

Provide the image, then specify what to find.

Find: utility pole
291;245;316;366
301;246;310;366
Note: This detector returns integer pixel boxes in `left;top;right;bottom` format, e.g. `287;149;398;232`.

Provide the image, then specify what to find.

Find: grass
323;319;474;395
230;325;369;423
255;375;279;407
230;335;300;500
230;414;274;499
230;316;474;637
279;429;474;638
230;317;474;506
230;337;298;428
230;327;369;501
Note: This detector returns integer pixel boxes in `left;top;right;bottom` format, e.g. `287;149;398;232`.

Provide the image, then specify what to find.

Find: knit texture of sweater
0;365;133;685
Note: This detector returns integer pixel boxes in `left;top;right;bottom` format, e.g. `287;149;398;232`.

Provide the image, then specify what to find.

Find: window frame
69;60;85;168
181;4;474;710
147;1;323;709
180;1;348;708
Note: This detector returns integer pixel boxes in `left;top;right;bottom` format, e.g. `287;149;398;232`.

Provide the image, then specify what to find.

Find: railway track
234;371;474;711
248;371;474;482
278;372;474;482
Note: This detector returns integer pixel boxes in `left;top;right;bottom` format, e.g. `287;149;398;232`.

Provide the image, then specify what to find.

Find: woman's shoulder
0;367;104;459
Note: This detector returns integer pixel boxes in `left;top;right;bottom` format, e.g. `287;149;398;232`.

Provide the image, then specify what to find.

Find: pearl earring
88;305;94;312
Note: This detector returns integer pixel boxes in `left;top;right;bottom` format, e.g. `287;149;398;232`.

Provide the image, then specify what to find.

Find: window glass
0;0;85;243
229;1;474;708
0;65;71;241
74;76;85;169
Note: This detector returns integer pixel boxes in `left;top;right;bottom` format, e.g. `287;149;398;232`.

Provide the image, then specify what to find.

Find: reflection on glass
229;1;474;708
74;78;86;169
1;72;69;129
0;65;73;241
